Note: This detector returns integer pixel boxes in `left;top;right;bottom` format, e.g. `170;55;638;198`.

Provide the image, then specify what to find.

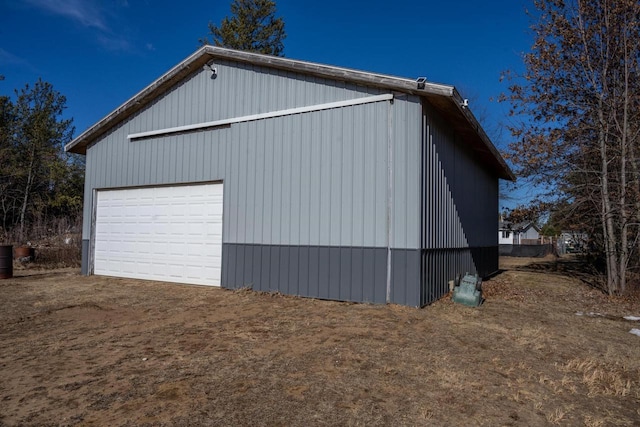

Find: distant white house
499;221;540;245
499;221;514;245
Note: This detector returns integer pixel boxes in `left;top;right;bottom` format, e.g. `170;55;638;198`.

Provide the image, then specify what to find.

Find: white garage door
94;183;223;286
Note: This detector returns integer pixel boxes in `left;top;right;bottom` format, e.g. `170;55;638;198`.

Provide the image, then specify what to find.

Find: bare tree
503;0;640;294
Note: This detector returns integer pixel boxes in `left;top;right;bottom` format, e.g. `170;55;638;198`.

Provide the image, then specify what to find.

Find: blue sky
1;0;534;206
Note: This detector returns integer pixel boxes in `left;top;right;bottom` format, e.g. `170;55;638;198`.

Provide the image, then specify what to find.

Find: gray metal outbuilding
66;46;514;307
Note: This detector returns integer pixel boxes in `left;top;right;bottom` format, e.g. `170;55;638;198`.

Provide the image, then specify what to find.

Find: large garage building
66;46;514;307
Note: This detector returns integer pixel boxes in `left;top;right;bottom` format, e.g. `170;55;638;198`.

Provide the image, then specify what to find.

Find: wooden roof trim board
65;45;515;180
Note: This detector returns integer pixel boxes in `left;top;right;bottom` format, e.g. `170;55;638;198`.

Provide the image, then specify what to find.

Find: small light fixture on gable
203;61;218;79
416;77;427;90
461;99;469;109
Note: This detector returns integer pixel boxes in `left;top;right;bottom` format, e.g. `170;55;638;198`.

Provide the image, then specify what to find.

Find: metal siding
298;246;309;296
329;247;341;300
392;96;422;250
317;247;330;299
288;246;299;295
419;103;500;304
81;239;90;275
308;246;320;298
223;243;389;304
374;105;387;247
389;249;422;307
350;247;363;302
340;247;352;301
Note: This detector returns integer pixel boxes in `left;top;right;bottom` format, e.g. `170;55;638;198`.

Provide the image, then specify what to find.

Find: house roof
499;221;541;233
65;46;515;180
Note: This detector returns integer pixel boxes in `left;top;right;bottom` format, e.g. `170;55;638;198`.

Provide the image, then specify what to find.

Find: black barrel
0;245;13;279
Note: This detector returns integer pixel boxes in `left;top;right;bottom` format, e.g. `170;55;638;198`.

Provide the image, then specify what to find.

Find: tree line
0;78;83;243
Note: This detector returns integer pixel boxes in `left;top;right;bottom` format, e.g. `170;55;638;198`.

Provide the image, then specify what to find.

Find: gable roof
65;45;515;180
499;221;541;231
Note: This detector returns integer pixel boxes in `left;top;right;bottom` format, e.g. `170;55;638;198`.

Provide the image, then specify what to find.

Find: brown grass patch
0;257;639;426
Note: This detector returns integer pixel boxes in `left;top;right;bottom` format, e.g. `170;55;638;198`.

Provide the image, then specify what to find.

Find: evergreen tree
201;0;286;56
0;79;80;241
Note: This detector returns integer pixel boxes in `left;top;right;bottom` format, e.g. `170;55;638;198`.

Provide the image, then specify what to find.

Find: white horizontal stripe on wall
128;93;394;140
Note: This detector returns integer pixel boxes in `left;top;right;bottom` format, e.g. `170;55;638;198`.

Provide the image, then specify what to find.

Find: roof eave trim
450;88;516;181
65;45;212;154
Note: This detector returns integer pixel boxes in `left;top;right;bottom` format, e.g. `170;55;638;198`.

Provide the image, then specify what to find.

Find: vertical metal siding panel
250;245;261;288
117;130;126;187
224;243;235;286
289;114;302;246
280;117;292;245
318;247;330;299
197;132;206;182
244;123;256;242
374;249;387;303
161;136;172;185
351;247;363;302
407;250;420;306
351;106;364;248
330;109;342;246
362;105;375;248
236;124;247;243
341;107;353;247
149;139;158;185
298;246;309;296
262;119;274;244
375;103;387;248
288;246;299;295
252;121;265;244
278;245;289;293
271;118;283;245
221;128;231;242
407;99;421;250
299;114;312;246
319;111;331;246
178;82;187;128
101;132;111;187
390;97;422;251
392;250;406;304
329;247;341;300
393;100;407;250
82;151;94;238
191;72;200;124
211;66;223;120
189;135;198;182
308;246;319;298
234;244;245;287
259;245;271;291
226;125;238;243
242;243;253;286
426;115;431;250
308;112;321;245
164;136;173;183
362;248;375;303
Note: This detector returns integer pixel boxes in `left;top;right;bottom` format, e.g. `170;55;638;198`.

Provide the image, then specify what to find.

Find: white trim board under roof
65;46;514;181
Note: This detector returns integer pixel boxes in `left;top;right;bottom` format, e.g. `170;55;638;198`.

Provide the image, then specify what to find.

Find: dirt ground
1;256;639;426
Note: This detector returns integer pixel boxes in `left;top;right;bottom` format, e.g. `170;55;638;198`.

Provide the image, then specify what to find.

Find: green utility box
452;273;483;307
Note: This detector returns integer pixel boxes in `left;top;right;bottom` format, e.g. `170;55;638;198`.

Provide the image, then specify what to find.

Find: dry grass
0;257;639;426
560;358;637;397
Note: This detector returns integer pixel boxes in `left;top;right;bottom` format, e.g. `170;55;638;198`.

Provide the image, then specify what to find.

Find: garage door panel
94;183;223;286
